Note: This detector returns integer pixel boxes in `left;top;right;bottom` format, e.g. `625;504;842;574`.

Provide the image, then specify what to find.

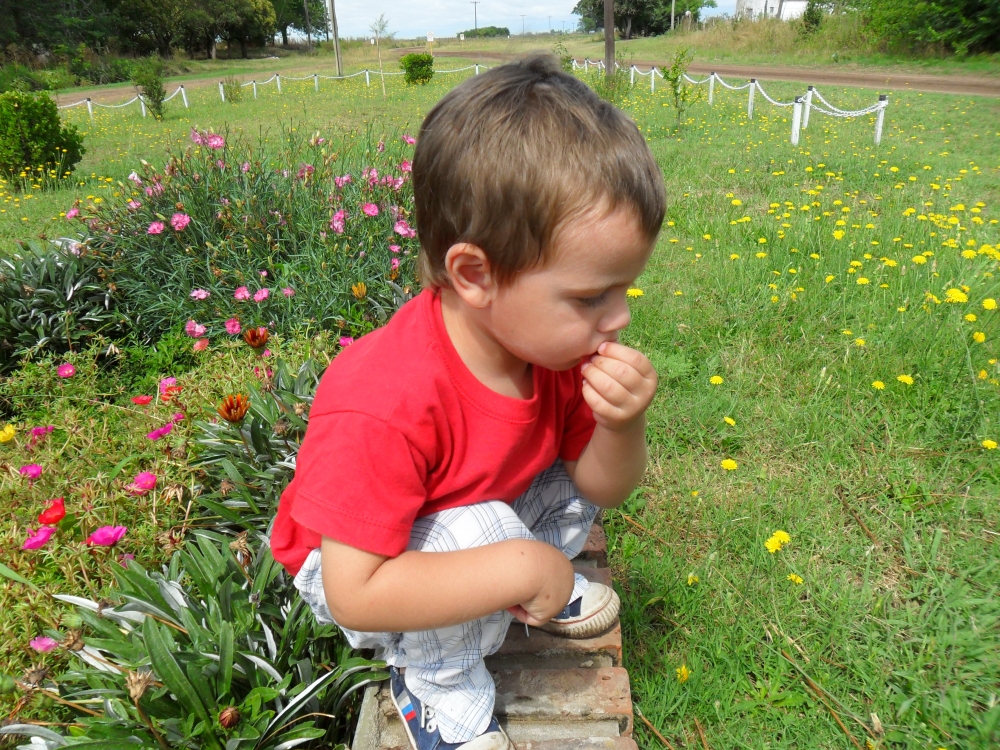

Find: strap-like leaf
217;621;234;701
0;562;41;591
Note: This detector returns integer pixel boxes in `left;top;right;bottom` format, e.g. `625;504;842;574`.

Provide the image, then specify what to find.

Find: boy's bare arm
321;536;575;633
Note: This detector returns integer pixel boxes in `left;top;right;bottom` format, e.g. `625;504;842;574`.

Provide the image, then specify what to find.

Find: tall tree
219;0;277;58
572;0;715;37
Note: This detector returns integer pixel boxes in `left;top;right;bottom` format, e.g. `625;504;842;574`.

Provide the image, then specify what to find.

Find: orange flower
218;394;250;423
242;326;270;351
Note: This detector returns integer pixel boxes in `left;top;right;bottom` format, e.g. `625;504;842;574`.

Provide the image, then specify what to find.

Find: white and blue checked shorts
292;459;598;744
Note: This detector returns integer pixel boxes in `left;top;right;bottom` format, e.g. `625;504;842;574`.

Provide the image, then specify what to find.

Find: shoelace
420;703;438;733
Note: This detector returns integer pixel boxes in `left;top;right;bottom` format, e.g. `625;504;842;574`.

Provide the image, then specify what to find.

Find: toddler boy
271;54;665;750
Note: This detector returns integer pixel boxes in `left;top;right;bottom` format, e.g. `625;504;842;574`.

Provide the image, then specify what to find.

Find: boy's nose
599;298;631;334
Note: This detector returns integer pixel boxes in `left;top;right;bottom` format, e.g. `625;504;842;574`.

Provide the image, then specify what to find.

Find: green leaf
107;454;144;482
0;562;40;591
218;622;234;701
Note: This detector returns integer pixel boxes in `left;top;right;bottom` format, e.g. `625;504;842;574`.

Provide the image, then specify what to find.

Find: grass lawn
2;57;1000;748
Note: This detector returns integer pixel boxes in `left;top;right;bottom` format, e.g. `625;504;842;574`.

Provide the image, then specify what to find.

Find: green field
2;54;1000;748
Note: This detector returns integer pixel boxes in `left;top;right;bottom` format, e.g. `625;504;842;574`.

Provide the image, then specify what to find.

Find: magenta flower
339;336;354;347
171;412;185;422
393;220;416;239
206;133;225;150
241;161;251;173
389;244;401;253
171;213;191;231
234;286;250;301
334;174;352;188
391;258;400;270
361;203;379;217
22;526;56;550
253;288;270;303
282;287;295;297
146;423;173;441
185;319;207;338
30;636;58;652
65;207;79;220
159;377;176;395
20;464;42;480
57;363;76;378
401;160;412;174
148;221;165;235
128;170;143;185
127;199;142;210
87;525;127;547
225;318;242;335
119;553;136;567
128;472;157;496
259;270;268;278
402;134;416;145
190;128;206;145
331;209;347;234
190;289;210;300
297;164;315;180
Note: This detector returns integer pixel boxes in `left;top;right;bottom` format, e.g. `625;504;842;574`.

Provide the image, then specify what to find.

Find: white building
736;0;809;20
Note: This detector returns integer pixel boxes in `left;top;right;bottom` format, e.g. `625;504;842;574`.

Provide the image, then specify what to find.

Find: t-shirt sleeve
559;367;597;461
289;412;428;557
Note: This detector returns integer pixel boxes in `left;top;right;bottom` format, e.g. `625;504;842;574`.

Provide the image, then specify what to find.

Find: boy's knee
408;500;534;553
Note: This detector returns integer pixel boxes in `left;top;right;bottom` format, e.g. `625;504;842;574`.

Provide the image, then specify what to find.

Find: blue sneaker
389;667;511;750
539;582;620;638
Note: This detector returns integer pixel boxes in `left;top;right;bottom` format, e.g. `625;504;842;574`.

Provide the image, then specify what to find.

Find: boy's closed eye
577;292;607;308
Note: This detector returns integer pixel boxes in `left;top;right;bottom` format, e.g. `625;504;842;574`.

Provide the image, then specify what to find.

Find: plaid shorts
292;459;598;744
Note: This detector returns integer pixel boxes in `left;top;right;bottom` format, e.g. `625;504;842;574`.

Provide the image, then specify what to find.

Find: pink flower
389;244;401;253
185;319;207;338
225;318;242;335
38;497;66;525
400;160;412;173
119;553;135;567
234;286;250;301
20;464;42;480
253;288;270;303
393;220;416;239
331;209;347;234
339;336;354;347
297;164;315;180
159;377;177;395
402;134;416;145
193;337;209;351
190;289;210;300
147;221;164;235
146;423;173;441
87;525;127;547
262;349;272;358
30;636;58;652
334;174;352;189
23;527;56;551
282;287;295;297
127;200;142;210
132;395;153;406
377;140;385;152
171;213;191;231
128;170;143;186
128;472;157;496
391;258;400;270
216;159;225;169
241;161;251;173
259;270;268;277
65;207;79;220
362;203;379;217
190;128;206;145
57;363;75;378
172;412;185;422
206;133;225;150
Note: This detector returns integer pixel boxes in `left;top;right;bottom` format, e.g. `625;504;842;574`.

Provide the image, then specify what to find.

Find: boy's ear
444;243;497;308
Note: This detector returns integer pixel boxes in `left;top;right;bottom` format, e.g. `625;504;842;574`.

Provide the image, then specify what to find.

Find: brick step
578;522;608;567
515;740;638;750
487;621;622;670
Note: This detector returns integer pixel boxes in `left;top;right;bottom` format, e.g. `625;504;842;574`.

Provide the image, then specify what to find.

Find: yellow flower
787;573;804;585
872;380;885;390
945;288;969;304
974;331;986;343
0;424;15;443
833;230;845;240
979;369;988;380
856;277;870;285
723;416;736;426
773;530;790;545
771;295;779;303
676;664;691;683
758;237;767;244
710;375;724;385
983;439;998;450
730;253;740;260
765;536;782;553
351;282;367;299
687;572;699;586
720;459;738;471
626;288;644;298
702;234;712;240
912;255;927;265
731;199;742;206
825;275;834;283
984;298;997;310
897;374;914;385
755;252;767;259
966;313;978;322
855;339;866;347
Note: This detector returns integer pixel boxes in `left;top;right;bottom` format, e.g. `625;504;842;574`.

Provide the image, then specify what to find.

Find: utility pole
548;15;552;31
604;0;613;79
521;14;526;34
326;0;343;75
303;0;312;49
671;0;676;30
470;1;480;31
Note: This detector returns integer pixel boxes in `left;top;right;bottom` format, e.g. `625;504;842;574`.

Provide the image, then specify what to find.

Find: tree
219;0;277;58
272;0;326;46
572;0;715;38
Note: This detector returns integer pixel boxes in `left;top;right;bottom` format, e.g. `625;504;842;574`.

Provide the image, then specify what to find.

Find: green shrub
132;56;167;119
223;75;244;102
0;90;85;179
801;0;825;34
0;239;119;369
458;25;509;38
399;53;435;85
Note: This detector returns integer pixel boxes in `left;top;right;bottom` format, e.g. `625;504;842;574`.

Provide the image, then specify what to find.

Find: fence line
571;58;889;145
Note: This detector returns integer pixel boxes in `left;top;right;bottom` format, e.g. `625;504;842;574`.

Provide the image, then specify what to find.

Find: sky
332;0;738;40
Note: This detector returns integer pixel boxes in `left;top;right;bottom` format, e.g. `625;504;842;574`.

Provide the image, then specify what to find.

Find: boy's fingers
596;342;656;379
582;364;632;408
586;356;645;393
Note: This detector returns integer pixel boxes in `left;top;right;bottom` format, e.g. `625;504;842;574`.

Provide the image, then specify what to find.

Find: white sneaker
538;582;620;638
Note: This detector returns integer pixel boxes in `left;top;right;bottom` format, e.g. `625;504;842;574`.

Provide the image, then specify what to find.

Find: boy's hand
505;543;575;627
581;341;657;432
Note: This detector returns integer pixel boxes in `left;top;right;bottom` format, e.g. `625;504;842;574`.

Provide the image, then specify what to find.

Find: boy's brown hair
412;53;666;288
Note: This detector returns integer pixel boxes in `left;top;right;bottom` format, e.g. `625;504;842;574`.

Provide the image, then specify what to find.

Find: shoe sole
537;586;620;639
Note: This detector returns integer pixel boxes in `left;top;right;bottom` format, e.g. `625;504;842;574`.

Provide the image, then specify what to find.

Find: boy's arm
564;342;657;509
321;535;575;633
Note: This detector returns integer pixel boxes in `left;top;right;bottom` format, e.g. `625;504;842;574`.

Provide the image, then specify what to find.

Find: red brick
515;739;638;750
490;621;623;669
578;523;608;567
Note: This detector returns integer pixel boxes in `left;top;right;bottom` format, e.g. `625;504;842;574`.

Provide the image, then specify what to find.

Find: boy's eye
577;293;606;309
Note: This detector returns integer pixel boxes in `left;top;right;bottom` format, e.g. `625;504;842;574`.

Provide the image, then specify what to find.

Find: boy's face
487;206;655;371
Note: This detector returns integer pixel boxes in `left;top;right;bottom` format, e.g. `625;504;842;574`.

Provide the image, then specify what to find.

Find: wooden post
604;0;614;79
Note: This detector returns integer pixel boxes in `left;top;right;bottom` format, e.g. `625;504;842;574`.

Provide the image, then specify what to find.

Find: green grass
3;56;1000;747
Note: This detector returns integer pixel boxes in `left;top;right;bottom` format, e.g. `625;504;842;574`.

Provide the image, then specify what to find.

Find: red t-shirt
270;288;597;576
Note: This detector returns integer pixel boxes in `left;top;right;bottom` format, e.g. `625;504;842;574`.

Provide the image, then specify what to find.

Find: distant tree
859;0;1000;56
272;0;326;46
571;0;715;38
457;25;511;38
220;0;277;58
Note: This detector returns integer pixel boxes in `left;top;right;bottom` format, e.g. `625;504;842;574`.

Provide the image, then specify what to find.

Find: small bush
802;0;825;34
0;90;85;178
132;56;167;119
399;53;434;84
458;25;509;38
223;75;244;102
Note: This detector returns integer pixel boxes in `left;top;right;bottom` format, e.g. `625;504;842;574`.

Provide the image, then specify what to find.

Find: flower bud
219;706;241;729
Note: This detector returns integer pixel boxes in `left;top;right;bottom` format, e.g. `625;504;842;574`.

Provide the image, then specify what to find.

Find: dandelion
973;332;986;343
0;424;15;442
626;288;644;298
723;416;736;426
171;213;191;231
965;314;978;322
721;459;738;471
147;221;164;235
225;318;242;335
984;299;997;310
897;374;914;385
676;664;691;683
787;573;804;585
730;253;740;260
855;339;866;347
731;199;742;206
945;288;969;304
30;636;58;652
856;277;870;285
87;525;127;547
184;320;206;338
872;380;885;390
825;275;834;283
983;440;998;450
23;526;56;550
253;288;270;303
687;572;699;586
833;230;845;240
912;255;927;265
234;286;250;301
361;203;379;217
709;375;724;385
37;498;66;525
765;530;790;553
190;289;210;300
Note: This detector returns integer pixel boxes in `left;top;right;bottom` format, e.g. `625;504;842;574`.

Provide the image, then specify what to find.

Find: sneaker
389;666;512;750
538;582;620;638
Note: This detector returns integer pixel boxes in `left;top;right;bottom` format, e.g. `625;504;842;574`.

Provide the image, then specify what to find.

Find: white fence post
139;97;146;117
314;74;319;91
252;80;257;99
86;97;93;124
791;96;803;145
708;72;715;105
748;79;755;119
276;75;281;93
365;69;370;86
180;85;188;108
219;81;225;102
651;67;655;93
475;64;479;75
875;94;888;145
803;86;813;129
630;66;635;86
584;59;588;73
